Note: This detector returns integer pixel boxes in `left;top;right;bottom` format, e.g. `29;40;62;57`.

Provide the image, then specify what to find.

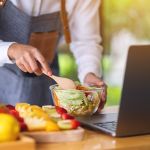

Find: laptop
77;45;150;137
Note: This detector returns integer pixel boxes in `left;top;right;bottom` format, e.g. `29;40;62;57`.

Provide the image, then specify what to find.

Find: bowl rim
49;84;104;92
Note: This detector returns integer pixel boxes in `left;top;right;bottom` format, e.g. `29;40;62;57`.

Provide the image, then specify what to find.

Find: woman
0;0;106;110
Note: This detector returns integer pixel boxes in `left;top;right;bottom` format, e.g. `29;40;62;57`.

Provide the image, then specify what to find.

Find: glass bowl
50;84;103;116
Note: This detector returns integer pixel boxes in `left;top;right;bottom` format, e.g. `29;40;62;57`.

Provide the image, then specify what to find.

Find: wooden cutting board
23;127;84;143
0;135;35;150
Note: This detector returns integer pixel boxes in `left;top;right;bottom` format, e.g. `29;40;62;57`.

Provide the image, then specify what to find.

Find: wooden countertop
37;106;150;150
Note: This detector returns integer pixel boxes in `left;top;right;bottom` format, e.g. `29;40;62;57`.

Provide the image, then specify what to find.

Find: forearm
70;42;103;83
69;0;103;83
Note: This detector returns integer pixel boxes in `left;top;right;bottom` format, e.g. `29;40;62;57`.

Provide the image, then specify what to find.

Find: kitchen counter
37;106;150;150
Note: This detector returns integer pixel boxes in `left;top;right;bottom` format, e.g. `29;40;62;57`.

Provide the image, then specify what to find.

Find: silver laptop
77;45;150;137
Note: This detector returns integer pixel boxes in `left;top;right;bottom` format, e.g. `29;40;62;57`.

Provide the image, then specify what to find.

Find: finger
34;50;52;76
98;101;105;111
16;61;27;72
101;94;106;103
99;96;107;109
20;57;33;73
25;53;42;75
34;70;42;76
101;86;107;105
94;78;106;87
102;85;107;101
86;75;105;87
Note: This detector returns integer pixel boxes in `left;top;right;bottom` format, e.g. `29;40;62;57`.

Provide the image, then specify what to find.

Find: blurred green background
58;0;150;106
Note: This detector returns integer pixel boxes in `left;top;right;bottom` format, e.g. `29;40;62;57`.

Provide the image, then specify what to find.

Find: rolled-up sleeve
69;0;103;83
0;40;15;66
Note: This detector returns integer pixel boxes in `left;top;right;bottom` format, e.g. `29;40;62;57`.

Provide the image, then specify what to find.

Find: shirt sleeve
0;40;15;66
69;0;103;83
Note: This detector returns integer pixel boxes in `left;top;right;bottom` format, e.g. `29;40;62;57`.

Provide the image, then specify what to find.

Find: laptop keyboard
94;121;117;131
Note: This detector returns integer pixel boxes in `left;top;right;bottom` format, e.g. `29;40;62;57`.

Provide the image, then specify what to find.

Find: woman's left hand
84;73;107;111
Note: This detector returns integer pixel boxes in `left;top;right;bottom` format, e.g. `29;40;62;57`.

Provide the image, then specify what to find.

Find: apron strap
0;0;6;8
60;0;71;44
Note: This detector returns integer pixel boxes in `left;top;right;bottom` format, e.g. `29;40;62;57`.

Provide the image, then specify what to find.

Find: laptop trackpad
77;113;118;124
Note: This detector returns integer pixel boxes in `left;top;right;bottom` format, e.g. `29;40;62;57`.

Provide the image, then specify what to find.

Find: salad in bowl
50;83;103;116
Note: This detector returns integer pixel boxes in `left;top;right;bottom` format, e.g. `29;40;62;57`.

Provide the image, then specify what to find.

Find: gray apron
0;0;63;106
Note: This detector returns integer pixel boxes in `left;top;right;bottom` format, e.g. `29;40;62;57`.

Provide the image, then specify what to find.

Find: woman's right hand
8;43;52;76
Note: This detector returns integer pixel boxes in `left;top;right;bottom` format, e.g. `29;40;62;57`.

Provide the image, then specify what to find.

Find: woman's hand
8;43;52;76
84;72;107;111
